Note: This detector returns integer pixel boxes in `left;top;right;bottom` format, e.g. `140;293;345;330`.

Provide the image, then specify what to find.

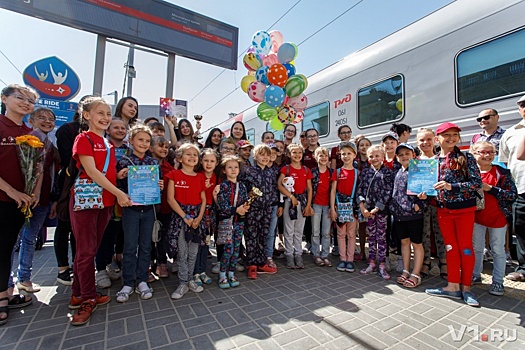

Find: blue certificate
128;165;161;205
407;159;439;196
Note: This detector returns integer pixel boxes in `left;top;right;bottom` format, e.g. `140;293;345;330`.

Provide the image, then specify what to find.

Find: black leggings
0;201;25;292
53;218;76;268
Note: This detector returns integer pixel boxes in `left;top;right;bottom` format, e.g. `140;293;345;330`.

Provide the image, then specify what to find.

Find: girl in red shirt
166;143;206;300
471;141;517;296
69;97;132;326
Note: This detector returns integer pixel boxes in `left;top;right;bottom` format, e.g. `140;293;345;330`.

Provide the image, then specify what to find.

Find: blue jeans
312;204;331;258
122;207;154;287
265;205;278;258
13;205;49;284
473;222;506;284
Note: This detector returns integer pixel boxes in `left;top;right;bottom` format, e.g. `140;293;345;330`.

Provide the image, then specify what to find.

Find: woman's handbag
73;138;110;211
216;183;239;245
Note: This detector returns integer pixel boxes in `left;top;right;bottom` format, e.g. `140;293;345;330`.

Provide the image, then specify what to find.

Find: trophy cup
246;187;263;206
194;114;203;140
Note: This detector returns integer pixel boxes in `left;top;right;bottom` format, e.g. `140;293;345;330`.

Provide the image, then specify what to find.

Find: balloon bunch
240;30;308;131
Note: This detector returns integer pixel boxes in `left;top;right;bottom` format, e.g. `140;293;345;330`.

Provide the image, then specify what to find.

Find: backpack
56;134;94;222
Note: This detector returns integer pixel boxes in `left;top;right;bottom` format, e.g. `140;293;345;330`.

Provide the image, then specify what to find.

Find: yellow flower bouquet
15;134;46;224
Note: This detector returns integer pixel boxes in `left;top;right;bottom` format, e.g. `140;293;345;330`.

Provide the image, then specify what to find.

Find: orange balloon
267;63;288;88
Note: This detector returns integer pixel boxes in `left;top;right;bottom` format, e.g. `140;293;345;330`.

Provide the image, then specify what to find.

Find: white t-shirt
499;118;525;194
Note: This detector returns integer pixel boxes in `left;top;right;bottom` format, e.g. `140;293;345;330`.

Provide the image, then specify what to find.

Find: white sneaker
236;263;245;272
212;263;220;274
106;261;121;280
188;280;204;293
171;284;189;300
96;270;111;288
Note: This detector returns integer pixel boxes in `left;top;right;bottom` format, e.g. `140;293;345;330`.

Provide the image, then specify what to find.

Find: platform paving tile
2;242;525;349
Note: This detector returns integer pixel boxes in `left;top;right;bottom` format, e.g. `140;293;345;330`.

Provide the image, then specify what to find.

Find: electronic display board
0;0;239;70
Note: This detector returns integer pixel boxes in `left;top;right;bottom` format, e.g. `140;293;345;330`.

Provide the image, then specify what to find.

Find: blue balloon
277;43;296;63
256;66;269;85
264;85;285;108
283;63;296;77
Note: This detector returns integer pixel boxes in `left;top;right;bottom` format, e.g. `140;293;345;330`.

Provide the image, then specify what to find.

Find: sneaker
346;261;355;273
199;272;213;285
236;263;245;272
462;291;480;307
378;265;391;280
171;284;189;299
336;261;346;272
489;282;504;296
483;248;493;261
295;255;304;269
188;280;204;293
71;300;97;326
472;275;482;285
218;277;230;289
506;251;513;266
57;268;73;286
147;269;157;283
247;266;258;279
135;282;153;300
360;263;376;275
267;258;277;269
156;264;170;278
106;261;121;280
285;255;295;269
331;246;340;256
95;270;111;289
425;287;462;299
193;274;203;287
69;293;110;310
116;286;133;303
257;264;277;274
228;275;240;288
212;263;220;274
396;257;403;273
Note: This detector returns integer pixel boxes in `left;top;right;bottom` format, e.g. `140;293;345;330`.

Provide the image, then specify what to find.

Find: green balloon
257;102;277;121
284;75;306;98
269;116;284;131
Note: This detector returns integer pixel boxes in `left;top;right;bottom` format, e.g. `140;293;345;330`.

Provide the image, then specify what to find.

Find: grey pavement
1;239;525;350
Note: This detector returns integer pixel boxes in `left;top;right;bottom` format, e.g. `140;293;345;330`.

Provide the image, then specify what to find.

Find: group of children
0;84;518;328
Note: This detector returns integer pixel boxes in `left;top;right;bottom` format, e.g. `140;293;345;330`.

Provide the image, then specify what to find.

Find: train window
246;128;255;145
357;75;404;128
456;28;525;106
302;101;329;137
266;123;284;141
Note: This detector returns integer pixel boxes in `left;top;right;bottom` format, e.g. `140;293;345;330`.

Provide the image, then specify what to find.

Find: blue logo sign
23;56;81;101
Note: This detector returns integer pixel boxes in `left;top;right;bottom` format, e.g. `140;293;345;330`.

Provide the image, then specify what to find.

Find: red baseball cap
436;122;461;135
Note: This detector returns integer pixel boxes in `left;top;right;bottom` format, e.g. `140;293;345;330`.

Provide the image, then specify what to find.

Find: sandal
314;257;324;267
397;270;410;285
420;262;431;279
403;274;422;288
0;297;9;326
8;294;32;309
116;286;133;303
322;258;332;267
135;282;153;300
439;261;448;280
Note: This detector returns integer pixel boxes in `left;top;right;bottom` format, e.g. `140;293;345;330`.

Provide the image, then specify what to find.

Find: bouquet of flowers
15;134;46;225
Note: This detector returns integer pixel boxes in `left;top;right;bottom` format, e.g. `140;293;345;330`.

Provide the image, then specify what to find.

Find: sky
0;0;453;131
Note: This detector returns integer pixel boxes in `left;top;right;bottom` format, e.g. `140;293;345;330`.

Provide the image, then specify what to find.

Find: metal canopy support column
166;53;175;98
93;35;106;95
